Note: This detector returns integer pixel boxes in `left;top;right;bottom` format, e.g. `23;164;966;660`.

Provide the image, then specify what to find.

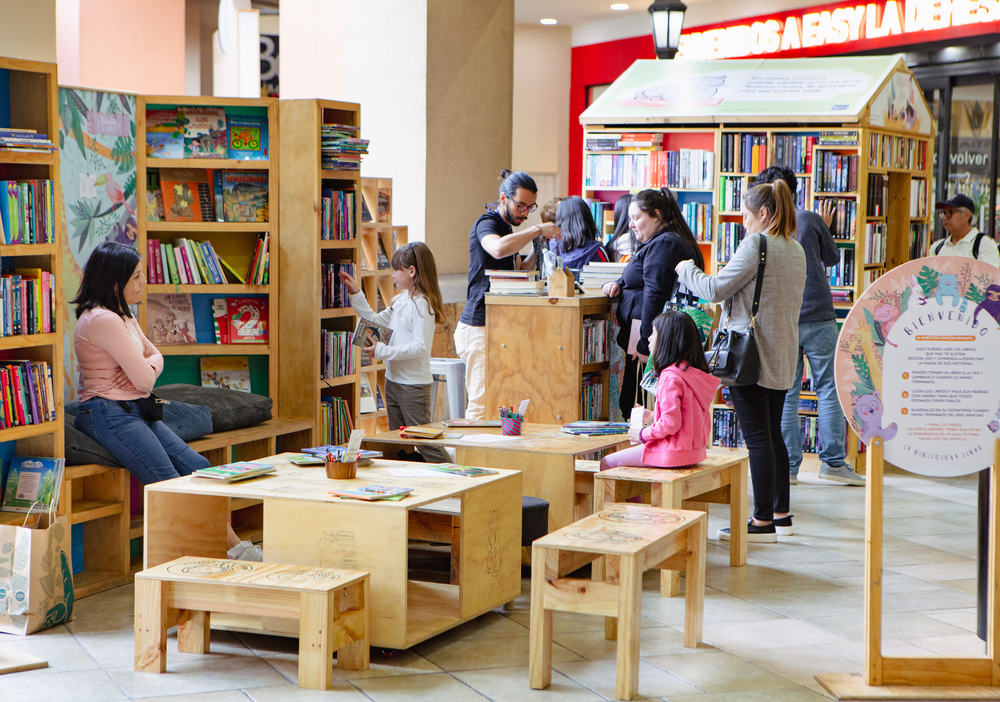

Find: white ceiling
514;0;647;27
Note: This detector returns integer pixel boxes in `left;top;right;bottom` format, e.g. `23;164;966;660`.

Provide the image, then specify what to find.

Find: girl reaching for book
339;242;451;463
599;310;719;471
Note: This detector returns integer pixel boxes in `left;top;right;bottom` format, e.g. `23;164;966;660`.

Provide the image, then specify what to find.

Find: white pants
454;322;486;420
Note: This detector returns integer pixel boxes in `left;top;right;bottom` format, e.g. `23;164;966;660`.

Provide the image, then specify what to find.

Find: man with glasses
932;194;1000;267
455;170;561;419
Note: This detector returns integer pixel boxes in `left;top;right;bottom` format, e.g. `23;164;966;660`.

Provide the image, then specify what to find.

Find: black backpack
934;232;998;259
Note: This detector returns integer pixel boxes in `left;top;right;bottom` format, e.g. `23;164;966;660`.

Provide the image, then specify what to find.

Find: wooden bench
62;417;314;598
593;448;749;597
529;504;706;701
134;557;369;690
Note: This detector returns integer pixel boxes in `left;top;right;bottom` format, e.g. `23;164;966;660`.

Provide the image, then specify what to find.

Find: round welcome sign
835;256;1000;477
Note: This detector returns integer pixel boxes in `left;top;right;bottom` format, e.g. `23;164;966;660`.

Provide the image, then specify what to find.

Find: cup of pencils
325;450;358;479
499;406;523;436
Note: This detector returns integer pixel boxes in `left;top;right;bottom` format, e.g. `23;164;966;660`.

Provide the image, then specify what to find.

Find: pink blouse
75;307;163;402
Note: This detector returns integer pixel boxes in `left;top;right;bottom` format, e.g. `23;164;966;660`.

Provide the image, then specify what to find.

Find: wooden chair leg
335;579;370;671
176;609;210;654
604;554;621;641
683;517;707;648
134;579;168;673
529;546;553;690
657;483;683;598
730;458;749;567
298;591;335;690
616;555;643;701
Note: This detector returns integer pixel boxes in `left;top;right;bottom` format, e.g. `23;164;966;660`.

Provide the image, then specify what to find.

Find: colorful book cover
377;187;391;222
192;462;275;482
160;168;210;222
145;170;164;221
359;375;377;414
147;293;198;345
221;171;268;222
288;454;326;465
329;485;414;501
181;106;228;159
1;456;65;513
212;298;229;343
226;297;268;344
353;317;394;348
145;109;184;159
227;115;269;160
200;356;251;393
424;465;499;478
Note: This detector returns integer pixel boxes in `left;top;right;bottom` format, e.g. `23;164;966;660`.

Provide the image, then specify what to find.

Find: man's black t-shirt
460;209;516;327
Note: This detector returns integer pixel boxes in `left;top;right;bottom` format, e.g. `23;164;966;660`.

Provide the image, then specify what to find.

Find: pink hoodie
638;363;720;467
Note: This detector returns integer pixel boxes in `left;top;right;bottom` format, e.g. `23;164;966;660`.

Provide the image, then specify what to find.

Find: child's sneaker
227;540;263;561
717;520;777;543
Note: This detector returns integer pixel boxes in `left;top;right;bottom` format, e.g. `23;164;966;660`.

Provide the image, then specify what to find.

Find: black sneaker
773;515;793;536
718;520;777;543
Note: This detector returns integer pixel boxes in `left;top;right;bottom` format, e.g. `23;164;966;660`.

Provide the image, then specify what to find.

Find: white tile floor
0;467;984;701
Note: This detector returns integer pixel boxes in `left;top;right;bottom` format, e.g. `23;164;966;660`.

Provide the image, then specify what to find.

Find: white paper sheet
385;467;445;478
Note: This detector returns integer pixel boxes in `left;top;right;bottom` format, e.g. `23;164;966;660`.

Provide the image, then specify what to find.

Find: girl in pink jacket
600;310;720;470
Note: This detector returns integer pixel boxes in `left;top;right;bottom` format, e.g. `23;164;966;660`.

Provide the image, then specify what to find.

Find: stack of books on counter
561;421;628;436
487;269;544;295
580;262;626;291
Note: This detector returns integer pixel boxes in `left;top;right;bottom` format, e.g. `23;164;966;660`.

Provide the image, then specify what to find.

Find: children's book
145;109;185;159
221;171;268;222
212;298;229;344
287;454;326;466
359;375;378;414
561;421;629;436
375;383;385;411
353;317;394;349
423;464;498;478
200;356;251;393
377;187;391;223
160;168;211;222
227;115;269;160
361;191;374;222
226;297;269;344
147;293;198;345
181;106;228;158
1;456;65;513
329;485;413;501
192;462;275;482
145;171;164;222
377;238;390;269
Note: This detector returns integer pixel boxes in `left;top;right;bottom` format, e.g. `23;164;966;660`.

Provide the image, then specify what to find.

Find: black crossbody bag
705;234;766;387
119;393;169;423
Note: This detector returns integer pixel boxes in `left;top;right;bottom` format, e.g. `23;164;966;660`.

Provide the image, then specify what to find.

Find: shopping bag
0;505;74;635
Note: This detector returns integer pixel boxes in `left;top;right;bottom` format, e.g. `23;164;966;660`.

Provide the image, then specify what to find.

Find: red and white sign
679;0;1000;61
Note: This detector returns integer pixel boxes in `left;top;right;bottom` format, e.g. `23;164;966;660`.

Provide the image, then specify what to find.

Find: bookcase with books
579;56;934;473
135;95;279;405
279;100;368;446
0;56;64;527
357;177;404;434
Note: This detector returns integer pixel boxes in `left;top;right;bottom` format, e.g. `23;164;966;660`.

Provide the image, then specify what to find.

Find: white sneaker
227;540;263;561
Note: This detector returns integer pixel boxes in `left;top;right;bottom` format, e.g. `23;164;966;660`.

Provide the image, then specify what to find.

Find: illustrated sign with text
835;256;1000;477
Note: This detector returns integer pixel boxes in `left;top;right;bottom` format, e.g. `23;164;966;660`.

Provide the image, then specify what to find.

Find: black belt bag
705;234;766;387
118;393;169;422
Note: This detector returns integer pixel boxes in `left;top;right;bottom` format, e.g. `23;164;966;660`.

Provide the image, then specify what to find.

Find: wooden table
363;422;630;531
143;454;522;649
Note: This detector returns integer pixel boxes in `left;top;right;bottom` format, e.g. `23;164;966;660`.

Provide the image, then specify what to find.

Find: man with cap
932;194;1000;267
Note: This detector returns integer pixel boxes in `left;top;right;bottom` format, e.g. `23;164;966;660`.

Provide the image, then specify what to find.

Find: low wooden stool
529;504;706;701
134;557;369;690
594;448;748;597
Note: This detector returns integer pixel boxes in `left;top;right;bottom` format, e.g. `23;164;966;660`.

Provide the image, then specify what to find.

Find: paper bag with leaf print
0;511;74;635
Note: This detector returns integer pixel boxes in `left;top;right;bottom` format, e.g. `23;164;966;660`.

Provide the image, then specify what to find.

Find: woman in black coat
602;188;705;417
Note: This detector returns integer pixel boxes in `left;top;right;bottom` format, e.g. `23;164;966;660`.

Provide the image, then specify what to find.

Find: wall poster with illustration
58;87;138;398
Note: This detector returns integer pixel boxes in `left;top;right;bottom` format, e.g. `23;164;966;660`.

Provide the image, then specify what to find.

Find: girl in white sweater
339;242;450;462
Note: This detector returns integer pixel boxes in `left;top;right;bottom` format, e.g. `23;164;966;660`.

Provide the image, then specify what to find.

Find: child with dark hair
550;196;610;269
599;310;719;471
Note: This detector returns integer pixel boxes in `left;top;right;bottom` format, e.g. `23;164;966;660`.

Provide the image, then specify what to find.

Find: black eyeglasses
508;197;537;214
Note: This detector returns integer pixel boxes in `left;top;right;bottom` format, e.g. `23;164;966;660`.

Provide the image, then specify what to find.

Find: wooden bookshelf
580;57;934;472
135;95;280;407
0;55;65;490
278;99;362;446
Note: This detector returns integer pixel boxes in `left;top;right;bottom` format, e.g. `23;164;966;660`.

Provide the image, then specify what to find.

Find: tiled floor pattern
0;467;984;700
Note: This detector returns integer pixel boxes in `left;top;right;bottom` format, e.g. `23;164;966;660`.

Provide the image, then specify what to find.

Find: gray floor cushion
154;384;272;433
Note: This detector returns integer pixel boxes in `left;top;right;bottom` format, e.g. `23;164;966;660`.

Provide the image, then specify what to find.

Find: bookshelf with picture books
279;99;371;446
580;56;934;472
358;177;405;434
136;96;279;404
0;56;64;527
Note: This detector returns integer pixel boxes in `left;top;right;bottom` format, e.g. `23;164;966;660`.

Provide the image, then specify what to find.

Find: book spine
10;364;25;426
148;238;159;283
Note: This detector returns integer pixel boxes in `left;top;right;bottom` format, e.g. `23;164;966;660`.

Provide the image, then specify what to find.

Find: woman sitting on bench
72;242;261;561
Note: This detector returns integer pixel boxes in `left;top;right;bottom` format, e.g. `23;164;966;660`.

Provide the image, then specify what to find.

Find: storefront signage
679;0;1000;61
834;256;1000;477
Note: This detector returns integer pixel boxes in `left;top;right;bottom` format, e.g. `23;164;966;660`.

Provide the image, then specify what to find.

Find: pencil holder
501;416;523;436
326;460;358;480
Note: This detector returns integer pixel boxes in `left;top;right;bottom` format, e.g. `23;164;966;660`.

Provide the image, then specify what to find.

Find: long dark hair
651;310;710;375
633;188;705;270
554;196;600;253
607;193;635;261
72;242;141;319
390;242;445;320
489;169;537;210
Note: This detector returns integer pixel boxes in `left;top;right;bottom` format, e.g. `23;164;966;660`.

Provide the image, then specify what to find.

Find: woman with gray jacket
676;180;806;543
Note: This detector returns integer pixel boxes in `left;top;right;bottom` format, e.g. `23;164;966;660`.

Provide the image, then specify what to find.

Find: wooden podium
816;438;1000;700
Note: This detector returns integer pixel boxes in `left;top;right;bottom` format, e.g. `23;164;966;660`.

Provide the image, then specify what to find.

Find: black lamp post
648;0;688;59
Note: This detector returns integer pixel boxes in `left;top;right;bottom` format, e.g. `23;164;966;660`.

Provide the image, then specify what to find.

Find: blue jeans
74;397;209;485
781;319;847;476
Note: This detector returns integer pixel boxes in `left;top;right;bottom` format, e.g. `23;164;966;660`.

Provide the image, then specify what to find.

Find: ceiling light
540;18;558;24
611;3;630;9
